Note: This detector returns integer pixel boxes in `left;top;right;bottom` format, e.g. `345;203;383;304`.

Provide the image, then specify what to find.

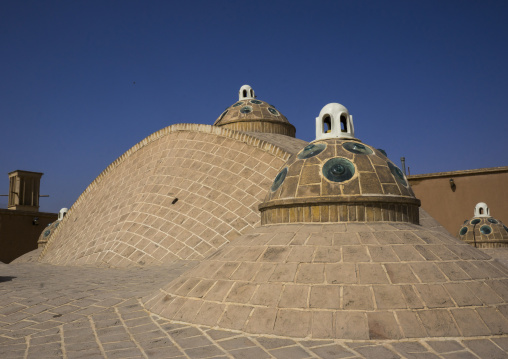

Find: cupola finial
239;85;255;100
315;103;355;141
474;202;490;217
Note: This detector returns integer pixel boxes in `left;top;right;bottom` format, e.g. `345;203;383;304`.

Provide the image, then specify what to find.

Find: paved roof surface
2;262;508;358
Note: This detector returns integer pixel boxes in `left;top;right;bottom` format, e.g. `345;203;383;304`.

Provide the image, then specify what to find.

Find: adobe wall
0;209;56;263
408;167;508;236
40;124;302;267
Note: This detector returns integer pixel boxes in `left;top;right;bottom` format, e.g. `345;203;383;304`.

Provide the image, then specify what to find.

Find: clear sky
1;0;507;213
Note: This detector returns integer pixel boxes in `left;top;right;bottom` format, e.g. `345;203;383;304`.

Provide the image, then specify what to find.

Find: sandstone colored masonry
26;92;508;356
143;103;508;341
213;85;296;137
39;124;306;267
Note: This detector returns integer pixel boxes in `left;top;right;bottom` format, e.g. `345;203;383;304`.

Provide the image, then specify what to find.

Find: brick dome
37;220;61;248
142;103;508;342
459;203;508;248
260;138;420;225
213;85;296;137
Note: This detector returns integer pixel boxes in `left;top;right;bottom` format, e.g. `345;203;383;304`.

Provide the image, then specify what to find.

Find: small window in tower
250;89;254;97
340;115;348;132
479;208;484;215
243;90;247;97
323;115;331;133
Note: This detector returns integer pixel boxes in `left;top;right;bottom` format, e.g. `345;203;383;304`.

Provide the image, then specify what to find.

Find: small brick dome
213;85;296;137
259;104;420;225
459;203;508;248
37;220;61;248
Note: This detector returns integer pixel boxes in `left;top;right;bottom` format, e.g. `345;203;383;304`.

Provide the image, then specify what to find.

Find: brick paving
1;262;507;358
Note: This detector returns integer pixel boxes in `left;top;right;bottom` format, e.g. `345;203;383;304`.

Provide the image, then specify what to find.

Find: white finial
474;202;490;217
239;85;255;100
58;208;68;221
315;103;355;141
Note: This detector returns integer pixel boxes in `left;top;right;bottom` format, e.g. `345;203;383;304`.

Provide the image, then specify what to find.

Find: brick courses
39;124;305;267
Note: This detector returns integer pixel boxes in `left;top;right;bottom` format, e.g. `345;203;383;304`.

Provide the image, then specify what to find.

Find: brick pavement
1;262;507;358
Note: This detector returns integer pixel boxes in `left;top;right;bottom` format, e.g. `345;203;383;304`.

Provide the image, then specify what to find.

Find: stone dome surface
37;220;61;248
213;85;296;137
145;221;508;340
459;209;508;248
260;138;420;225
39;124;306;267
143;103;508;342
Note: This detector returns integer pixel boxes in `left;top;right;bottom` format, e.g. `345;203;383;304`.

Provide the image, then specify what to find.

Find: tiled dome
260;104;419;225
459;203;508;248
37;220;61;248
144;103;508;342
213;85;296;137
37;208;67;248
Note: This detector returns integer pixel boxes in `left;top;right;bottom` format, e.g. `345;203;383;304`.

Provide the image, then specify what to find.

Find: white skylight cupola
58;208;69;221
315;103;355;141
474;202;490;217
239;85;255;100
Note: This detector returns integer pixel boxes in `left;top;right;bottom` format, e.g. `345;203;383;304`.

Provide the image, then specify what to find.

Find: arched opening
323;115;331;133
340;114;348;132
250;89;254;97
479;208;484;214
243;90;247;98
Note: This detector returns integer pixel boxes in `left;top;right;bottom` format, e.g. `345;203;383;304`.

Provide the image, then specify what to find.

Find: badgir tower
35;86;508;350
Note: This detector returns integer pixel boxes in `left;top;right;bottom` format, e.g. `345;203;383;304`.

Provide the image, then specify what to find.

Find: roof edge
408;166;508;180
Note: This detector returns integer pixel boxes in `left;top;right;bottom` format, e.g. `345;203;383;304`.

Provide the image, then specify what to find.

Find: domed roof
38;207;67;248
144;102;508;342
459;202;508;248
37;220;61;248
259;103;419;225
213;85;296;137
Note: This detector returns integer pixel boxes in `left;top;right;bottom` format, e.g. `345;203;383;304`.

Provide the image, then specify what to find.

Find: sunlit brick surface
261;139;420;225
214;99;296;137
40;124;305;267
3;262;507;358
145;222;508;340
459;216;508;248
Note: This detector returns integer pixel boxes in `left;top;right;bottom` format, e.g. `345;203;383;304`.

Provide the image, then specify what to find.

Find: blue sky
1;0;507;213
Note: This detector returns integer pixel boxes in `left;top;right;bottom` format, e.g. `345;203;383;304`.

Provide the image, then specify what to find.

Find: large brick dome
144;103;508;341
39;124;307;267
